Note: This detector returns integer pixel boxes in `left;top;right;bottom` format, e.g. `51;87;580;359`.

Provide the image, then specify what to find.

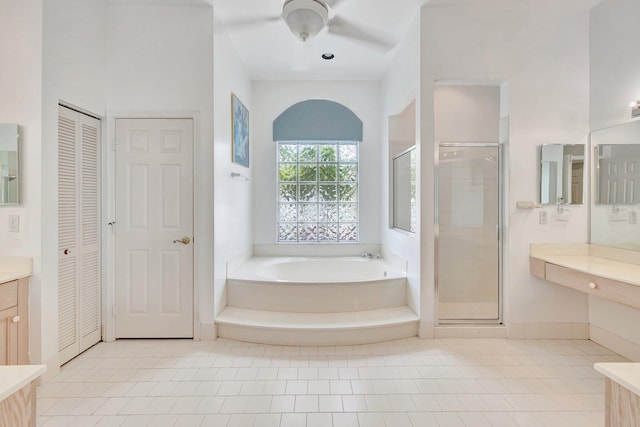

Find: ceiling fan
224;0;395;51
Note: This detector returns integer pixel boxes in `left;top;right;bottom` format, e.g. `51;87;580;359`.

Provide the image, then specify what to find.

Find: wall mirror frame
539;143;585;205
388;100;417;234
392;147;416;233
590;120;640;252
0;123;20;206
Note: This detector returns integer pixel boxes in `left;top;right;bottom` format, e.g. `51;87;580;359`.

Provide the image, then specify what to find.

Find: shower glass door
436;143;501;323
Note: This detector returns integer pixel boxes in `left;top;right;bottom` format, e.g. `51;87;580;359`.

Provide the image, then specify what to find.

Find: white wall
212;14;253;324
0;2;42;260
39;0;108;378
106;3;215;337
420;0;596;338
381;18;422;325
252;81;382;246
589;0;640;358
434;86;500;142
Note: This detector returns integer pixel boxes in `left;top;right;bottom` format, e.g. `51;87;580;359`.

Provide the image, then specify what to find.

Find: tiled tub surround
37;337;623;426
530;244;640;310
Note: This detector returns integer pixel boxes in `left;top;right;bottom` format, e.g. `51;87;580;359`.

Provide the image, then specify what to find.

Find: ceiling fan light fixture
283;0;329;42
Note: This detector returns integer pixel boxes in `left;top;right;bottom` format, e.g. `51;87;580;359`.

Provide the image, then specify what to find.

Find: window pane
339;165;357;182
319;203;338;222
319;145;337;162
339;184;357;202
279;184;297;202
319;165;337;182
279;223;297;241
279;164;297;182
319;184;337;202
299;224;318;241
299;145;317;162
339;145;357;162
279;144;297;162
318;223;338;241
279;203;297;222
339;203;358;222
299;184;317;202
339;223;358;241
299;165;317;182
299;203;318;222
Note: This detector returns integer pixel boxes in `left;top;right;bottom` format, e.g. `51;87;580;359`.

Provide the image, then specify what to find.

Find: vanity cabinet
0;278;29;366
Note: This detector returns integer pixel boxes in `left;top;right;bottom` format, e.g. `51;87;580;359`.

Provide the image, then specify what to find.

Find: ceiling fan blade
221;16;281;30
327;16;396;51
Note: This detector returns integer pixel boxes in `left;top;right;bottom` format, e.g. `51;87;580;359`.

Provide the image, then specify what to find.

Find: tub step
216;306;419;346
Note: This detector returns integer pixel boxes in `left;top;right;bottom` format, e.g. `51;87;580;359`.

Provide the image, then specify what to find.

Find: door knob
173;237;191;245
12;316;20;323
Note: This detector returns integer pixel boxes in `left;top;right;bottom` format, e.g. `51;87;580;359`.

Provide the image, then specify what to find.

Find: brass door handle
173;237;191;245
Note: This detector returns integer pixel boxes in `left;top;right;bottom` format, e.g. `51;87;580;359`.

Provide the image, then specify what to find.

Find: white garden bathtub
229;256;404;284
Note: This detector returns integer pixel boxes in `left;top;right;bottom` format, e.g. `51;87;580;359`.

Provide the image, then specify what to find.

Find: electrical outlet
8;215;19;232
630;211;638;225
539;211;549;225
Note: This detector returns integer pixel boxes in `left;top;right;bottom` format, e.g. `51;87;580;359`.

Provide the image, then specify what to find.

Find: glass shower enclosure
436;143;502;323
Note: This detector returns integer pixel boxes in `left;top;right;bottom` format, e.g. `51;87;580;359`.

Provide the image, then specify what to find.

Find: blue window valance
273;99;363;142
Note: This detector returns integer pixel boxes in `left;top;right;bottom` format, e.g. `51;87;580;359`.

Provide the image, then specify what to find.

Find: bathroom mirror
389;100;416;233
594;144;640;205
392;147;416;232
590;120;640;251
539;144;584;205
0;124;19;205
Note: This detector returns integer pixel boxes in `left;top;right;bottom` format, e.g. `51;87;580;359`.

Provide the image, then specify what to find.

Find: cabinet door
0;306;19;365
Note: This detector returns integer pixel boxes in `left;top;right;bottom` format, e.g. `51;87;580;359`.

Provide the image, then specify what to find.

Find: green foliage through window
277;142;359;243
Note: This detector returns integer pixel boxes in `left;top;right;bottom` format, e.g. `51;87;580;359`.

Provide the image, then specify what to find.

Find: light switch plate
8;215;19;232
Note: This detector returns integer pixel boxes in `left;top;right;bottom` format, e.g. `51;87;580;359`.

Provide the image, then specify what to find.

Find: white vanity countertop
0;365;46;401
594;363;640;396
0;256;33;283
531;244;640;287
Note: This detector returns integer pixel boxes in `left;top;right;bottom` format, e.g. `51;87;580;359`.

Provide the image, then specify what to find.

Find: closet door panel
79;114;101;353
58;106;79;364
58;105;101;365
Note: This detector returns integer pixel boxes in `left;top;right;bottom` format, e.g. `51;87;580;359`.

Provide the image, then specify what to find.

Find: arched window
273;100;363;243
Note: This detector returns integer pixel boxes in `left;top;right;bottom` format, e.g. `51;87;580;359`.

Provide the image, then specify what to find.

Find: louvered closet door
58;105;101;365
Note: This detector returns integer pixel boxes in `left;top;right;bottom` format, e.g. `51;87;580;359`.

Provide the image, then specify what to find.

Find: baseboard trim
435;325;507;338
200;322;217;341
590;324;640;362
508;322;589;339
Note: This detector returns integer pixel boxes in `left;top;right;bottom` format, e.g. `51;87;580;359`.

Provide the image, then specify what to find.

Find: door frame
103;111;201;342
434;141;504;325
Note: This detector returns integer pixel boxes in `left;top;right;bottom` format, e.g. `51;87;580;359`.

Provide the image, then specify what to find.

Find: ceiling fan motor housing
283;0;329;41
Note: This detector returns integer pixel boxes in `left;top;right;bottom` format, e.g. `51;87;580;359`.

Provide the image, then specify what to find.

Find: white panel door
115;119;194;338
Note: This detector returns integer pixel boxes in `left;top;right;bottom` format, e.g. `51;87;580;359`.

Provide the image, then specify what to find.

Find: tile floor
36;337;626;426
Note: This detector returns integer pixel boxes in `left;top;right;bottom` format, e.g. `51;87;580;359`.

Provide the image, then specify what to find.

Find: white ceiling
213;0;423;80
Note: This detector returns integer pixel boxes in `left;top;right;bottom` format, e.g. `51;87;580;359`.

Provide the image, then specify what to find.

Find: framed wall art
232;94;249;167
